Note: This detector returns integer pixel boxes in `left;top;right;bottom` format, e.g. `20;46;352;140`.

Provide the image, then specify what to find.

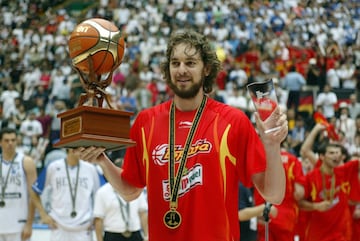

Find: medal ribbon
320;167;336;202
114;189;130;231
65;159;80;216
0;154;17;204
168;96;207;210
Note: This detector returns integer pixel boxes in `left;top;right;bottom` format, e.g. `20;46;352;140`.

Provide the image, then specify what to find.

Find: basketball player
93;175;149;241
296;142;360;241
0;127;37;241
77;29;288;241
31;148;104;241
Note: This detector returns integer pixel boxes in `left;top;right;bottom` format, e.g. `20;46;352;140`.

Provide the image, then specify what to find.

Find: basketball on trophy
68;18;125;75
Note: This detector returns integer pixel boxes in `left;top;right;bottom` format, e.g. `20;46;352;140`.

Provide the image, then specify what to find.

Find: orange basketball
68;18;125;75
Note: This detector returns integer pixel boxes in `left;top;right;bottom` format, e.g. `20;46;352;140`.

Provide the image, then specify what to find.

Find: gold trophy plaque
54;58;136;151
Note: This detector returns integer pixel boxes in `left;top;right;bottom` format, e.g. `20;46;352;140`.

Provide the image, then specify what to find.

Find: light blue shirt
282;72;306;91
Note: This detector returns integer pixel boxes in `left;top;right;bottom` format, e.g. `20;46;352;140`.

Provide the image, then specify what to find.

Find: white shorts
50;229;93;241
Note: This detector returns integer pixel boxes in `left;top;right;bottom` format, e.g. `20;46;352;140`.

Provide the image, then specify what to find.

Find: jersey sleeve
235;112;267;187
345;160;360;201
121;110;150;188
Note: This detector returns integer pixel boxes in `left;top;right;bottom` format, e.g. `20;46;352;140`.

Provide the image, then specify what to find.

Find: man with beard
77;29;288;241
296;142;360;241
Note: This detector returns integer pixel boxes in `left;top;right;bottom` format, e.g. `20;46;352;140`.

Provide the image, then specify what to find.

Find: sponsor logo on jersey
152;139;212;166
162;163;203;200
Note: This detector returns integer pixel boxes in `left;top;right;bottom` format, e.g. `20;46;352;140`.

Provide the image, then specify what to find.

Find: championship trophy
54;18;136;151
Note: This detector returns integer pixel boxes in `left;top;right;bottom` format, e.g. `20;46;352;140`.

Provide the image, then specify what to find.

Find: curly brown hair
160;29;221;94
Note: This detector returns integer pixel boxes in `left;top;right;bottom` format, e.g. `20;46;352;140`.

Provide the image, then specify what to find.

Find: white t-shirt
315;92;338;118
93;183;148;233
19;119;43;147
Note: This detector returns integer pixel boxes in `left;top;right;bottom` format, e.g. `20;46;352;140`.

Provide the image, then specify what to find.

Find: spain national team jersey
121;97;267;241
303;160;360;241
254;151;304;241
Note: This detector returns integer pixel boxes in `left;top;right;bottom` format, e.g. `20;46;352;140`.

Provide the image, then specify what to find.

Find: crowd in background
0;0;360;164
2;0;360;239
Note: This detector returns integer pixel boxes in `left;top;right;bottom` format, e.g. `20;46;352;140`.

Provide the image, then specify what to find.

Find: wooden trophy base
53;106;136;151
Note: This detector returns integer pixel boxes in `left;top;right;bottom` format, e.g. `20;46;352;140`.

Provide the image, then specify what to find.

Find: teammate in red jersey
254;149;304;241
296;143;360;241
77;29;288;241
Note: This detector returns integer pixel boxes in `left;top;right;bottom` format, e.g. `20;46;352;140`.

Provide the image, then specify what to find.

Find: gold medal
122;230;132;238
164;97;206;230
70;211;77;218
163;210;182;229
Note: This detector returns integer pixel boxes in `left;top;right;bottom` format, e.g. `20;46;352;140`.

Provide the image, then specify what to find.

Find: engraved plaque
54;106;136;151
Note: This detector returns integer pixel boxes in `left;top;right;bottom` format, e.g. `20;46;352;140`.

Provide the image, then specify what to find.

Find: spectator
336;102;356;145
19;110;43;154
226;87;249;114
269;10;286;34
133;81;153;111
315;84;338;120
48;99;67;145
326;60;341;89
282;65;306;111
349;93;360;120
229;62;248;89
288;115;307;156
49;69;66;100
9;101;27;130
0;83;20;119
119;89;138;115
337;58;356;89
306;58;321;88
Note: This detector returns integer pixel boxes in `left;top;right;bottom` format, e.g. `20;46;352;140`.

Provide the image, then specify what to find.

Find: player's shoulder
21;153;36;170
45;158;64;169
133;100;172;125
96;182;117;198
98;182;111;191
138;100;171;116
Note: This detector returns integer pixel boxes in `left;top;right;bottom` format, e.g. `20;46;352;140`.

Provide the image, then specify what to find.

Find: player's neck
1;151;16;162
66;156;79;167
174;93;205;112
320;164;334;175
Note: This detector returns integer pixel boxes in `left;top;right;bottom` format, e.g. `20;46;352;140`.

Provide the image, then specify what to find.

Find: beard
168;79;204;99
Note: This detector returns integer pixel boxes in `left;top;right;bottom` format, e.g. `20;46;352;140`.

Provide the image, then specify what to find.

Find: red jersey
121;97;267;241
350;205;360;241
255;151;304;241
303;161;359;241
